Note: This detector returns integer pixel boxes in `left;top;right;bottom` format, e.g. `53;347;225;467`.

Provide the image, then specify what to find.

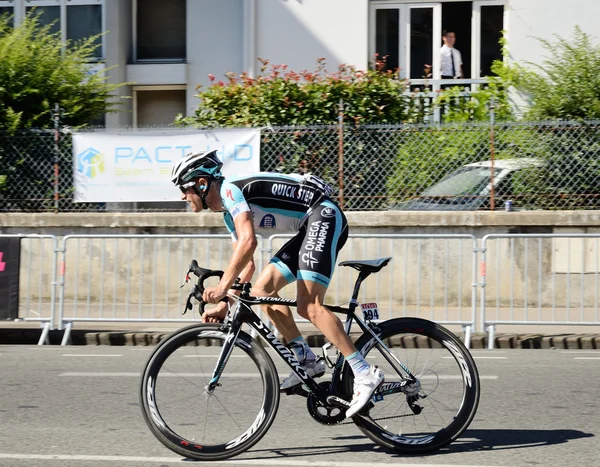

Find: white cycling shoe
345;366;385;418
280;357;327;390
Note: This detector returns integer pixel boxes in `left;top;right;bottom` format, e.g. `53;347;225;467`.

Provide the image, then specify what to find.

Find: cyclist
171;150;384;418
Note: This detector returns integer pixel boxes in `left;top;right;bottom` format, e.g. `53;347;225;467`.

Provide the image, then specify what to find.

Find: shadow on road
441;428;595;453
239;428;594;460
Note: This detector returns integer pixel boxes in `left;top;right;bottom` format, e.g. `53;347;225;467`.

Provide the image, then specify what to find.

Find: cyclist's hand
202;301;228;323
202;285;228;304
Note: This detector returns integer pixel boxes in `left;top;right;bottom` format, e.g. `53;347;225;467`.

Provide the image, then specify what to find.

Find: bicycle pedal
281;384;309;398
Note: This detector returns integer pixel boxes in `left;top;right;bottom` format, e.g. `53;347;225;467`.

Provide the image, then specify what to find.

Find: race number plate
361;302;379;321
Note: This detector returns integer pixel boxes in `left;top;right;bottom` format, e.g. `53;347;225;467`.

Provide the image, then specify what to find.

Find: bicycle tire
140;323;280;460
344;317;480;454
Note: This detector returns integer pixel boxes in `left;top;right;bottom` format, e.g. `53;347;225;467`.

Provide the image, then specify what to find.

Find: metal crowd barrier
7;232;600;348
0;234;59;344
266;234;478;345
56;234;264;345
480;234;600;349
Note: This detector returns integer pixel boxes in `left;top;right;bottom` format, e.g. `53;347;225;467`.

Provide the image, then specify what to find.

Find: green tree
0;11;128;211
497;26;600;120
0;12;126;131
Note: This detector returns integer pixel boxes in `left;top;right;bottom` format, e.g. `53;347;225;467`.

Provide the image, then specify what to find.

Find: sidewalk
1;320;599;349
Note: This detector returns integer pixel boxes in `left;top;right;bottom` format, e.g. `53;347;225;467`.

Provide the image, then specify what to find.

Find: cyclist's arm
238;253;256;283
220;211;257;291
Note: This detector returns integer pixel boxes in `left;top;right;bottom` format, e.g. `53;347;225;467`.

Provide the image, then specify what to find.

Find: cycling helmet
171;150;224;210
170;150;224;187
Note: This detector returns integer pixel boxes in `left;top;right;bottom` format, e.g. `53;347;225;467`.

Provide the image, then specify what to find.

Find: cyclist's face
180;180;205;212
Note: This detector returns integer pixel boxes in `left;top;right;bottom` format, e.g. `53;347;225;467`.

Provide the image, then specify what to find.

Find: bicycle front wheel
344;317;480;454
140;323;280;461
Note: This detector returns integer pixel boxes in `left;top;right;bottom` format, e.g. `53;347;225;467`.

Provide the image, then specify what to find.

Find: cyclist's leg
296;279;355;356
252;263;302;343
253;255;325;389
295;200;355;356
297;201;383;415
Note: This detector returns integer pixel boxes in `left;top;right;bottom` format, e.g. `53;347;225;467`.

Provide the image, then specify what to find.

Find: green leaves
0;12;128;131
179;59;411;128
495;26;600;121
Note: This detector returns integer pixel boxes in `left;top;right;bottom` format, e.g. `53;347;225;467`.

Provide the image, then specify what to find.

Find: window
441;1;472;79
370;2;441;80
480;5;504;76
26;1;61;36
370;1;506;80
410;7;434;79
0;1;15;27
134;86;187;127
24;0;104;59
375;8;399;71
67;2;103;59
135;0;186;61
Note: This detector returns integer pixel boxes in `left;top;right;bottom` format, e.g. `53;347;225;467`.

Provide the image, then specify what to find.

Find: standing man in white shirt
440;29;463;79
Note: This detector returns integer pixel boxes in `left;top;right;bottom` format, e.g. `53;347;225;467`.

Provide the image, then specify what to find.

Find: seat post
349;272;371;303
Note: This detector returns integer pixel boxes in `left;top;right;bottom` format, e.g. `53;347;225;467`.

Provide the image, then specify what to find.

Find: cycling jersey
219;173;348;287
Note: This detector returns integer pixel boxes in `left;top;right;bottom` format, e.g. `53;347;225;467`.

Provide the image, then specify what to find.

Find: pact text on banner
73;130;260;202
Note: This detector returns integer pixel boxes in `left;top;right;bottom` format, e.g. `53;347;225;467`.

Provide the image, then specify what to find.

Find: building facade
2;0;599;127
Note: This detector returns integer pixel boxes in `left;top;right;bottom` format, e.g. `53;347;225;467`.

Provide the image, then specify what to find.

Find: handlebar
182;260;229;317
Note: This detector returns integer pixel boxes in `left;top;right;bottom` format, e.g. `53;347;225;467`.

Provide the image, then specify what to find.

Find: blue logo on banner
260;214;276;228
77;148;105;178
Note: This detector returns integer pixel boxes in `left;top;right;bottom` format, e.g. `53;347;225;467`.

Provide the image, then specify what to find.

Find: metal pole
489;96;496;211
337;99;345;210
51;103;63;213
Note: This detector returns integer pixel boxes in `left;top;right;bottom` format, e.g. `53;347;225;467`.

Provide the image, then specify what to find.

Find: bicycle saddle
338;257;392;273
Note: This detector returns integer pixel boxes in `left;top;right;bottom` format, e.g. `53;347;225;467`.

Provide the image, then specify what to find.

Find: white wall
507;0;600;65
105;0;133;128
186;0;244;116
255;0;369;74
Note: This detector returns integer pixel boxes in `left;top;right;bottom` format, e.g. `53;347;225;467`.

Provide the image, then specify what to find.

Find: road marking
574;357;600;360
27;347;83;350
443;356;507;360
60;372;261;378
61;354;123;357
59;372;498;380
0;453;508;466
184;355;248;358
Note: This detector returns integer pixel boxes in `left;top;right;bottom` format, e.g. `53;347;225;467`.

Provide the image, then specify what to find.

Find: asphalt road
0;346;598;467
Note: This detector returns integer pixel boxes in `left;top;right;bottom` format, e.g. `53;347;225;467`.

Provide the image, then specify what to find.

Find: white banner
73;129;260;202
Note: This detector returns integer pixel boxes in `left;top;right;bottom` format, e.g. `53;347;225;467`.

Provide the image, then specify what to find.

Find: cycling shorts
269;200;348;288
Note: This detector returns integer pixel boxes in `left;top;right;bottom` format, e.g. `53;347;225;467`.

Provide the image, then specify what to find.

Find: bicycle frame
204;269;418;409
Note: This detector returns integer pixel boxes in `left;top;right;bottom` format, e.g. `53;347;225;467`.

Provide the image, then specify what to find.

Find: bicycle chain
337;412;416;425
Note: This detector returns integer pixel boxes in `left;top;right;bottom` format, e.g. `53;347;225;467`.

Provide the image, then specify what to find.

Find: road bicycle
140;257;480;461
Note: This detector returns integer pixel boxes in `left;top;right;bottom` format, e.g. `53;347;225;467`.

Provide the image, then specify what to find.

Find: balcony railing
406;78;492;123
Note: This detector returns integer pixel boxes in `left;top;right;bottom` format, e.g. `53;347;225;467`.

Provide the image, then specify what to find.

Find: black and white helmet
170;150;224;188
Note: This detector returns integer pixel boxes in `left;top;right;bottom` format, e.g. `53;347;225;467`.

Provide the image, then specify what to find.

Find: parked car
389;158;543;211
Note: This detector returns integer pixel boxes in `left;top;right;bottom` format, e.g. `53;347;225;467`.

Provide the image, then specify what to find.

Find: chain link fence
1;120;599;212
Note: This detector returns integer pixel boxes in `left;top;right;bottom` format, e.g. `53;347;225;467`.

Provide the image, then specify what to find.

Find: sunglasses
178;180;196;193
179;182;207;194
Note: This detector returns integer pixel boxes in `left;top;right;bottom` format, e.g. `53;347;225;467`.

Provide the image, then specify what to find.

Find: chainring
306;381;347;425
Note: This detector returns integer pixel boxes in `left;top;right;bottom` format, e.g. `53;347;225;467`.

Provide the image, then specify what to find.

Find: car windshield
422;167;501;197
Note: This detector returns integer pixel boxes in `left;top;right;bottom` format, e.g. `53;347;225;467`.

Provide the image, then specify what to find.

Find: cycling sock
288;336;316;363
346;351;371;377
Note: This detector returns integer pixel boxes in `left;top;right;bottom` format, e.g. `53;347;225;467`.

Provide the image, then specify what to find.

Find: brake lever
182;292;194;315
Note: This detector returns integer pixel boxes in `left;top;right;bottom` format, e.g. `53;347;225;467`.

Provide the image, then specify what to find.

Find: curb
1;328;599;349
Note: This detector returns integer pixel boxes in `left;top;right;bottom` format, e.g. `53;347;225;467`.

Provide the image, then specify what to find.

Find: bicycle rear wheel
140;323;280;460
344;317;480;453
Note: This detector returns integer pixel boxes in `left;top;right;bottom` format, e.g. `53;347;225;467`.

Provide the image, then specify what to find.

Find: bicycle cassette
306;382;347;425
